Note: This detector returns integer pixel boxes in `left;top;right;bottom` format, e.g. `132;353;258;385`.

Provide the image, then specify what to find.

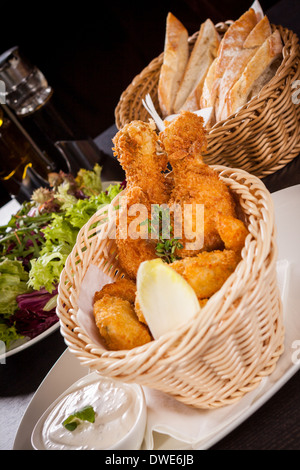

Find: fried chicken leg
113;119;169;204
159;111;248;257
113;120;171;279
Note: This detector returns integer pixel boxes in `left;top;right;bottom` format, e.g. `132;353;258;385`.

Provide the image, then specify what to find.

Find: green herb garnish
62;405;96;432
143;205;183;264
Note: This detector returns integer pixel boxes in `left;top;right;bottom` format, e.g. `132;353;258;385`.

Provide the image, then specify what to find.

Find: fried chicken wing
92;113;251;351
170;249;240;299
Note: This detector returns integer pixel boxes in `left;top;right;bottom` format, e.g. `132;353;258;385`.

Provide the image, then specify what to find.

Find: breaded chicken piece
94;277;137;304
160;111;208;159
217;215;249;253
116;186;158;280
170;249;240;299
113;120;171;279
113;119;169;204
94;295;152;350
159;111;247;256
134;295;146;325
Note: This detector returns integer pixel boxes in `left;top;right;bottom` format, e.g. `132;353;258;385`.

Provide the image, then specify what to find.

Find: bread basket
115;22;300;179
56;165;284;409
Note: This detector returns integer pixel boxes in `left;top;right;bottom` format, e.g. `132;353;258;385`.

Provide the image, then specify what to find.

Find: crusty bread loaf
209;8;258;110
157;9;282;128
158;13;189;117
216;16;272;121
226;29;283;116
243;15;272;48
173;19;220;113
200;57;217;109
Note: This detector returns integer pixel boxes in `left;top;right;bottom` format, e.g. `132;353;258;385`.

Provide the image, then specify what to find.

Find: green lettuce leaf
28;183;122;293
28;248;69;293
0;321;23;349
0;259;30;317
75;164;102;197
54;181;79;211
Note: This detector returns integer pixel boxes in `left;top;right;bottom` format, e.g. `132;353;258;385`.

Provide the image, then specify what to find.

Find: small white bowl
31;372;147;450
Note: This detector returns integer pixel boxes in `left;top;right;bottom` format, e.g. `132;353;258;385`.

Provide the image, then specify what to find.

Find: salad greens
0;259;30;316
0;164;123;348
0;259;31;347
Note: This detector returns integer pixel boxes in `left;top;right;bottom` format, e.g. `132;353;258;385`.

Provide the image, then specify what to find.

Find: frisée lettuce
28;183;122;293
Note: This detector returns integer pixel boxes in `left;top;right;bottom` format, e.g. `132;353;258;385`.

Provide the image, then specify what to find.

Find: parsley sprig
143;205;183;264
62;405;96;432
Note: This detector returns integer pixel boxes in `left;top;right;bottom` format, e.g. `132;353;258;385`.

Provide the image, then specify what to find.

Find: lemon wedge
136;258;200;339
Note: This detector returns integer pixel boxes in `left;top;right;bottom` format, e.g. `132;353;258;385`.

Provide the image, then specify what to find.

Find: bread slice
200;57;217;108
243;15;272;48
216;16;272;121
226;29;283;116
210;8;258;110
158;13;189;117
172;19;220;113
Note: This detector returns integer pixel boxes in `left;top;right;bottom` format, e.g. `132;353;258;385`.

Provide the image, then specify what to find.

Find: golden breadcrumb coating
159;111;247;256
170;249;240;299
94;277;137;304
94;294;152;350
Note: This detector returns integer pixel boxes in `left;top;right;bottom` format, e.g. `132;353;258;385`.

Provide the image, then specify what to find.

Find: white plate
0;181;119;360
0;322;60;360
13;184;300;450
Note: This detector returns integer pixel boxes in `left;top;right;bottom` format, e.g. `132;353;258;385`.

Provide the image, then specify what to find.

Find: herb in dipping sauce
62;405;96;432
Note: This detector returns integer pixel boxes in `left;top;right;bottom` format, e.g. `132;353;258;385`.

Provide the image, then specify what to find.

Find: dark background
0;0;279;139
0;0;290;206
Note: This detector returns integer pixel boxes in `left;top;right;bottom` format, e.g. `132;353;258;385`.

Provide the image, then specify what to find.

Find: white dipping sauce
41;374;142;450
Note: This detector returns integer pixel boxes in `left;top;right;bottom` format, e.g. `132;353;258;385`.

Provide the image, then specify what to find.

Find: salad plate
0;200;59;360
0;174;122;361
12;184;300;450
0;322;60;360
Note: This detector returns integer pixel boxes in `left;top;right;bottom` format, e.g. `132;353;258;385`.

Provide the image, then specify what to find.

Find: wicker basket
115;22;300;178
56;166;284;409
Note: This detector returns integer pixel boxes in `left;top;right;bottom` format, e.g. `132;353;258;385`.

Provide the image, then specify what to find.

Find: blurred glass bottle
0;106;55;202
0;46;102;178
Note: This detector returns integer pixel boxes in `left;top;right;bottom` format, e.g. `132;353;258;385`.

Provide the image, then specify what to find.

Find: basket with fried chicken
57;111;284;409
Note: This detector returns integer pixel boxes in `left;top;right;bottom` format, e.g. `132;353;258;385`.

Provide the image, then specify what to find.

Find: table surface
1;0;300;451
